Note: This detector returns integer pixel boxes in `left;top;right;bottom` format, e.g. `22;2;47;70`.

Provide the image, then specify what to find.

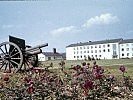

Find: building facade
38;48;63;61
66;38;133;60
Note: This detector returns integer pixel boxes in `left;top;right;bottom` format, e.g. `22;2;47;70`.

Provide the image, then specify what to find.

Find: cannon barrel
25;43;48;55
26;43;48;52
26;48;42;55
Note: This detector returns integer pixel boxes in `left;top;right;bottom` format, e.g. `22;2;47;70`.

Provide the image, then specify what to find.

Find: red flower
24;77;31;83
70;65;81;71
27;87;34;93
3;76;9;81
82;62;86;66
119;66;125;72
83;81;93;90
93;61;96;64
96;74;102;79
95;66;101;73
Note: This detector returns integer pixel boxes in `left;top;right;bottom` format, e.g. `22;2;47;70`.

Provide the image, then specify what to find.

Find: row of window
121;43;133;46
74;49;110;54
121;48;133;51
73;44;110;50
121;53;133;56
73;53;133;59
74;55;102;59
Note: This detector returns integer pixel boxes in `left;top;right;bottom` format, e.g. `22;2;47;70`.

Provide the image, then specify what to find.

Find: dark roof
42;52;62;57
120;39;133;44
66;38;123;47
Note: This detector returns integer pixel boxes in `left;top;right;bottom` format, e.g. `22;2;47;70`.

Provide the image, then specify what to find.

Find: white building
66;38;133;60
38;48;63;61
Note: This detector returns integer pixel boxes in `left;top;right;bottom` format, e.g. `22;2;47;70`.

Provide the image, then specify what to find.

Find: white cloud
2;24;14;29
82;13;119;28
50;26;79;36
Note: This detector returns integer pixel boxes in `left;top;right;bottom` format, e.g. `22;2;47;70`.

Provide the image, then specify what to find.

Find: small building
38;48;63;61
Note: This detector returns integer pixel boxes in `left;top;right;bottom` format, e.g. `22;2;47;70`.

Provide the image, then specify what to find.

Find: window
127;48;129;51
87;51;89;53
132;48;133;51
95;46;97;48
73;48;75;50
126;44;129;46
80;51;82;54
91;50;93;53
77;47;78;50
74;52;75;54
122;48;124;51
103;49;106;52
99;50;101;52
84;51;86;53
122;54;124;56
80;47;82;49
81;56;82;58
87;46;89;49
103;45;105;48
74;56;76;58
107;44;110;47
84;47;86;49
95;50;97;53
95;55;97;57
112;44;116;51
99;45;101;48
99;55;101;57
127;53;129;56
108;49;110;52
77;51;79;54
91;46;93;49
77;56;79;58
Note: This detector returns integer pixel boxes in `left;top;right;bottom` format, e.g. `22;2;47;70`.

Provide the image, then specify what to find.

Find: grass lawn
40;59;133;78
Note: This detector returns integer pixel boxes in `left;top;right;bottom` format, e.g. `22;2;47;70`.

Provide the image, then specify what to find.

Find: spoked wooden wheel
21;54;38;71
0;42;23;73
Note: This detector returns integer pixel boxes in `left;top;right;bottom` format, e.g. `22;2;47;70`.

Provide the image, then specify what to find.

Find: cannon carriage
0;36;48;73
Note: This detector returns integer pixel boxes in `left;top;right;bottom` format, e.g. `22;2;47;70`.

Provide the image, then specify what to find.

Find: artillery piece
0;36;48;73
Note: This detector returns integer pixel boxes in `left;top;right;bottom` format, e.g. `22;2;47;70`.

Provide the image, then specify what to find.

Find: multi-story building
66;38;133;60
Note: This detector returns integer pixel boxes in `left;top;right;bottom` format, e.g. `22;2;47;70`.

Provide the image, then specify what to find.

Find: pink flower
34;68;40;73
83;81;93;90
109;75;114;80
119;66;125;72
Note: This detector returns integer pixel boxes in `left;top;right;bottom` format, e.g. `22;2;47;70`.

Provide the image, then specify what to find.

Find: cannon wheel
21;54;38;71
0;42;23;73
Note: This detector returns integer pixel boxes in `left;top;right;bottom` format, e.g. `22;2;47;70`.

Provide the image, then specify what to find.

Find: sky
0;0;133;53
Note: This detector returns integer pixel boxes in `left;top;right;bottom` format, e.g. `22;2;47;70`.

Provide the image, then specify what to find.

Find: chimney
53;48;56;53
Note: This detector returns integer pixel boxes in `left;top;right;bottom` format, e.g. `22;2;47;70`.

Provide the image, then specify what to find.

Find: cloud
2;24;14;29
82;13;119;28
127;30;133;34
50;26;79;36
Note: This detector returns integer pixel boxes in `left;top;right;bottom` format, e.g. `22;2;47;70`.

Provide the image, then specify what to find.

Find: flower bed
0;61;133;99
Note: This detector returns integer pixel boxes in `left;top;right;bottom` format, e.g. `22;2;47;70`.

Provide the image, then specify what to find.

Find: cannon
0;36;48;73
